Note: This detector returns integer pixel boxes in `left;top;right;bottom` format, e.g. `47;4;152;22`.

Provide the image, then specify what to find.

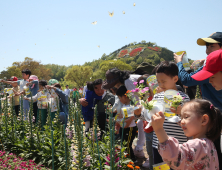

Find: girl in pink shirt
151;99;222;170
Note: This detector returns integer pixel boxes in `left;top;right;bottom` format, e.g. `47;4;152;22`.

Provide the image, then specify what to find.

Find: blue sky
0;0;221;72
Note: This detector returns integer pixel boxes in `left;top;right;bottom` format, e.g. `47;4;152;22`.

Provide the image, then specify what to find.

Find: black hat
102;70;120;89
197;32;222;45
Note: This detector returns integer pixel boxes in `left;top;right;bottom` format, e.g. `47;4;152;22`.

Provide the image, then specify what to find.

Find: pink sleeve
158;137;219;169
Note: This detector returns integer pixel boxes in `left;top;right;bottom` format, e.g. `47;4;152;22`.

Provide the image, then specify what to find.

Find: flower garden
0;94;142;170
118;49;128;58
129;48;143;57
147;47;161;52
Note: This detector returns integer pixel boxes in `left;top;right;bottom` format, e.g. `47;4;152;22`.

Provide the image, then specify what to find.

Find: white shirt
83;85;88;96
64;88;71;97
121;104;136;128
102;91;106;99
124;74;141;91
18;79;28;92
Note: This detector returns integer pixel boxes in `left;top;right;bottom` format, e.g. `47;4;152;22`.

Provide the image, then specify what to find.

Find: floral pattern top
158;137;219;170
27;90;51;109
48;89;59;112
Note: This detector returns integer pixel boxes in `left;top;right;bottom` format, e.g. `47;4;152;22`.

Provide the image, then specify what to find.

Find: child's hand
170;105;182;115
151;111;165;132
134;105;142;116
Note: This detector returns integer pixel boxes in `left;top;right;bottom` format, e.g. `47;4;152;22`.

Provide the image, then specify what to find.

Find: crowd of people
1;32;222;170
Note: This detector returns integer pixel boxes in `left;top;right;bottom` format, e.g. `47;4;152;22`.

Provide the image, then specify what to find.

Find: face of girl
180;103;207;139
209;71;222;91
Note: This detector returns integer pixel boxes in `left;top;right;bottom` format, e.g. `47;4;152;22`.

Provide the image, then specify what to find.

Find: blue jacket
82;90;102;122
177;62;222;111
55;88;69;116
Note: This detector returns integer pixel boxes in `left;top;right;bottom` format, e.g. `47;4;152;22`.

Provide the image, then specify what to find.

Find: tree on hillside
0;70;11;79
64;65;93;88
45;64;67;81
99;60;133;79
141;40;146;44
6;57;52;80
154;56;160;64
136;56;143;64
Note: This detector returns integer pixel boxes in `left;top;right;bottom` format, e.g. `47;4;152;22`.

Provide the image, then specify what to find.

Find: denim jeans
145;131;153;170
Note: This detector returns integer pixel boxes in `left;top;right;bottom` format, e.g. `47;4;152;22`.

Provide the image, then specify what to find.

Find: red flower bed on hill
118;49;128;58
147;47;160;51
129;47;143;57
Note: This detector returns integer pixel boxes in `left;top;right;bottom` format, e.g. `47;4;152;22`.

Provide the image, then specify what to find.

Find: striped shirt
137;91;190;149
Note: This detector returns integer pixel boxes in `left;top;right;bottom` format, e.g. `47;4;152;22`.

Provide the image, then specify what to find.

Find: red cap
9;76;18;81
192;49;222;81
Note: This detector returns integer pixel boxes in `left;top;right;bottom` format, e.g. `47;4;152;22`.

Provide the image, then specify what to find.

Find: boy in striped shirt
134;61;190;167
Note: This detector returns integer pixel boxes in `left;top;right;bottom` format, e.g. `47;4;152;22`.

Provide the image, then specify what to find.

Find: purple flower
139;80;144;84
131;89;136;93
133;82;138;86
135;88;140;92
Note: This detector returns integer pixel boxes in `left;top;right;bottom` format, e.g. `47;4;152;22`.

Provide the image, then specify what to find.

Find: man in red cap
192;49;222;90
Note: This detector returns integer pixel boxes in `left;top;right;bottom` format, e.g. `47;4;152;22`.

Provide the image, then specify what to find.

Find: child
191;49;222;169
24;80;51;129
151;99;221;169
47;79;60;121
73;88;80;105
1;69;31;118
8;76;20;116
116;85;137;162
134;61;190;165
82;82;102;132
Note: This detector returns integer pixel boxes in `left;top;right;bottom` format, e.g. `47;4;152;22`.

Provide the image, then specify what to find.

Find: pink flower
135;88;140;92
131;89;136;93
133;82;138;86
139;80;144;84
143;87;149;91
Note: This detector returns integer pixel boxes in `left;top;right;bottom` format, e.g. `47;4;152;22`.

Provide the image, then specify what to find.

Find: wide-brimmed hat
48;79;59;85
102;70;120;89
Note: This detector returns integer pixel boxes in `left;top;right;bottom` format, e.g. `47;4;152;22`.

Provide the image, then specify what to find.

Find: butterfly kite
108;11;114;17
91;21;97;25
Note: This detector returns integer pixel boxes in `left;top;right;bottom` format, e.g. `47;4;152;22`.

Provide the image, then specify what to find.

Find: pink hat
29;75;39;81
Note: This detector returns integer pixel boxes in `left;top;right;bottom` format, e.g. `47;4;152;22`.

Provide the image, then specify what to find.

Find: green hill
84;40;174;71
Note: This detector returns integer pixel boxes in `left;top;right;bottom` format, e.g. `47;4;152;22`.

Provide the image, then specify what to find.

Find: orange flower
127;164;134;169
136;131;138;133
125;90;131;96
83;122;85;125
135;166;140;169
124;153;129;158
129;162;134;165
